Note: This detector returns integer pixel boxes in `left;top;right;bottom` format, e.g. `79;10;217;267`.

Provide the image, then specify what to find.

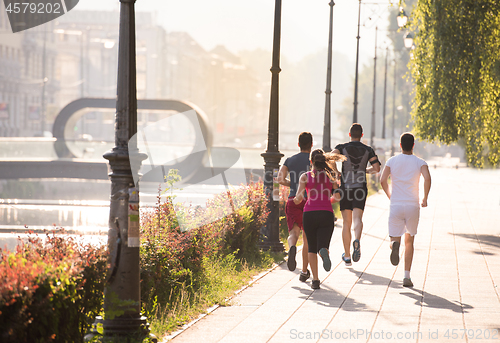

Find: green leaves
410;0;500;167
139;180;270;331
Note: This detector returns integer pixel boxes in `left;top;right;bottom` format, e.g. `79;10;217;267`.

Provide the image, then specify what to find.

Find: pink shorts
285;197;306;232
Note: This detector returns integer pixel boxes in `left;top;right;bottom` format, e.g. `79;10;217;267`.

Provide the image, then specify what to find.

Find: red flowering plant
140;191;200;313
0;230;107;343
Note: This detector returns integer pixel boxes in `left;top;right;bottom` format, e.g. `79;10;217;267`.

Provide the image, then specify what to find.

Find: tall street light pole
352;0;362;123
322;0;335;152
381;46;388;139
391;56;397;156
86;0;153;341
370;27;378;148
260;0;284;252
392;6;407;156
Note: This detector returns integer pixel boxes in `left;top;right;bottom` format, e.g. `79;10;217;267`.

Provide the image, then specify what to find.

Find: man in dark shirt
277;132;312;282
333;124;381;265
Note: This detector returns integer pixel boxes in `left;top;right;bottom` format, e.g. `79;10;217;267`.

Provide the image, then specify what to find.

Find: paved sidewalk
168;168;500;343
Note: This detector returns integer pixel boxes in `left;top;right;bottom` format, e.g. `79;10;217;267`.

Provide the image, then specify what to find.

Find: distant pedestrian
294;149;346;290
332;123;381;266
380;132;431;287
278;132;312;282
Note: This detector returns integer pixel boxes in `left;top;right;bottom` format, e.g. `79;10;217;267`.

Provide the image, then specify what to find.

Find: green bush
0;231;107;343
0;181;271;341
140;181;269;317
212;183;269;259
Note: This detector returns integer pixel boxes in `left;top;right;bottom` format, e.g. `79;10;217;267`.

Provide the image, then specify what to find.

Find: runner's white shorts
388;203;420;237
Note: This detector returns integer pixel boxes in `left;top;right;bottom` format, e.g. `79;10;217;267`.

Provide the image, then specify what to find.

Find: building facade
0;4;59;137
0;8;268;146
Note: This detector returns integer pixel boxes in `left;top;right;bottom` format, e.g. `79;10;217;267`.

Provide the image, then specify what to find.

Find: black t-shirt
335;141;377;188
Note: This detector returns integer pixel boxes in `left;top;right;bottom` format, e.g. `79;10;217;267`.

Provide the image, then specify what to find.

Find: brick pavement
166;168;500;343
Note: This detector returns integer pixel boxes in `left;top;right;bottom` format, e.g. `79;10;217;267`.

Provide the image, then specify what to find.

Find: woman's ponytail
310;149;346;181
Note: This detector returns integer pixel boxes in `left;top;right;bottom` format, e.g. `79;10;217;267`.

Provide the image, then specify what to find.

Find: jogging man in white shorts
380;132;431;287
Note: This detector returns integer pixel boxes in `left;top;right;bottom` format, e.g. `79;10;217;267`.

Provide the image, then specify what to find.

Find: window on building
25;52;30;77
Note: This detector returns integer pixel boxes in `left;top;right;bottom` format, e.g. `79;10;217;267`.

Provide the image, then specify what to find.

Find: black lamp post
85;0;154;341
391;6;407;156
391;56;397;156
260;0;284;252
322;0;335;152
352;0;362;123
381;46;388;140
398;5;414;135
370;27;378;147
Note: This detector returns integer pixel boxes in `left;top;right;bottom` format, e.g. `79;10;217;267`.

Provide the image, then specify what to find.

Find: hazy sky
76;0;397;64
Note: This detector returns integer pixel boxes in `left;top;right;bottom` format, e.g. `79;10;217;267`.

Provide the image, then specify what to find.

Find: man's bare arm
277;165;290;187
380;165;391;200
366;156;381;174
421;165;431;207
294;173;308;204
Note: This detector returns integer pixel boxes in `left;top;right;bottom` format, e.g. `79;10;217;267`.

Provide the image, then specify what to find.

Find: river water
0;138;297;251
0;181;240;251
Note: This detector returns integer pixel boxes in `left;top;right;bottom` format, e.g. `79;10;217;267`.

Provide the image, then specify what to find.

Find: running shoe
319;248;331;271
287;245;297;271
342;253;352;266
311;279;320;290
390;241;400;266
403;278;413;287
299;269;310;282
352;239;361;262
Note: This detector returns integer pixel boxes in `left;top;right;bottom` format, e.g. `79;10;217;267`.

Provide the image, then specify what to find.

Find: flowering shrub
140;181;269;315
0;231;107;343
0;181;271;341
208;182;269;258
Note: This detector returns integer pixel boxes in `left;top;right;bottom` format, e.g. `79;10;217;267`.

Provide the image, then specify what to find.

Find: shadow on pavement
451;233;500;253
291;284;372;312
347;270;474;313
473;250;495;256
348;269;400;288
400;289;473;313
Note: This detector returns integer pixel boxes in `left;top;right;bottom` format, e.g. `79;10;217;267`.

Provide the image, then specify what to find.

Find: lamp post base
84;316;157;343
259;151;285;253
258;239;285;252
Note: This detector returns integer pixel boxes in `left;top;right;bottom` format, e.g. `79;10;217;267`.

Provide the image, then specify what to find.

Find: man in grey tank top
277;132;312;282
333;124;381;265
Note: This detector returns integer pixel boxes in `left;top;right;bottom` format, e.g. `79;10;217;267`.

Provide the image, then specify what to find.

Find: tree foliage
409;0;500;167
